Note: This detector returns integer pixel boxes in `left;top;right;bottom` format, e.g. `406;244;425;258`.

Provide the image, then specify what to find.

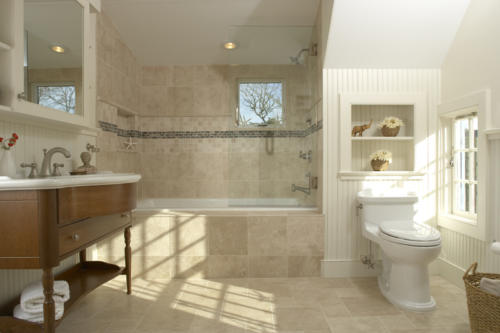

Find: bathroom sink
0;173;141;191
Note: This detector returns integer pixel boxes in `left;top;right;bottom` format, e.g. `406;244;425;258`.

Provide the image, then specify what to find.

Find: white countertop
0;173;141;191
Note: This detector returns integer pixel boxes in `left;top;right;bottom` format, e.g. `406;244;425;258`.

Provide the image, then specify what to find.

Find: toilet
357;189;441;311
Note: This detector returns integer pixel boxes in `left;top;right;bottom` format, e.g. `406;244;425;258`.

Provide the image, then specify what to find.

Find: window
452;114;478;217
438;89;489;241
33;83;76;114
237;80;284;127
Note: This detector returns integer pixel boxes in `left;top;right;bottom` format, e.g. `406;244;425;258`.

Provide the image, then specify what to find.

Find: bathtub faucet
291;172;312;195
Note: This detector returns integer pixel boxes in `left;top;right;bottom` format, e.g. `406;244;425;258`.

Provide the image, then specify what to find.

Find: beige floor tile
275;307;330;331
326;316;387;333
55;276;472;333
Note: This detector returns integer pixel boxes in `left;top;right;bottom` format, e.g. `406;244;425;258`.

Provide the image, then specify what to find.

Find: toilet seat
379;221;441;247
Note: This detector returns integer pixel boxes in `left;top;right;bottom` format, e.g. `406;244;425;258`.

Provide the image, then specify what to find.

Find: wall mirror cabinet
0;0;99;131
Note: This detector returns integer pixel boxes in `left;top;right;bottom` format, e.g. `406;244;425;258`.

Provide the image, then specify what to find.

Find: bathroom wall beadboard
322;69;441;276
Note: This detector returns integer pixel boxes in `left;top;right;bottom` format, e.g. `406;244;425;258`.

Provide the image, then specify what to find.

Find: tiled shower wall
95;10;324;208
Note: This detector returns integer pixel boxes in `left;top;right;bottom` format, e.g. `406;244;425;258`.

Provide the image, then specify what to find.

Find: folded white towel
20;281;70;314
14;303;64;324
480;277;500;297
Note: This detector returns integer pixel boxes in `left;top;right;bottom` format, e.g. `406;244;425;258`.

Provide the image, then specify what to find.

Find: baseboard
436;257;466;289
321;259;381;277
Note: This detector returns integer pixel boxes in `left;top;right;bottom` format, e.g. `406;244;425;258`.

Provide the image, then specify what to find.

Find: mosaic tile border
98;120;322;139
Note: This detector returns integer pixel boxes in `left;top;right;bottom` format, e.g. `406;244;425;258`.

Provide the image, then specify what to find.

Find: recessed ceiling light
223;41;238;50
51;44;66;54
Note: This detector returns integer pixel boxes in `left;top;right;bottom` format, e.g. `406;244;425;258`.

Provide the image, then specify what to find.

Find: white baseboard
437;257;466;289
321;259;381;278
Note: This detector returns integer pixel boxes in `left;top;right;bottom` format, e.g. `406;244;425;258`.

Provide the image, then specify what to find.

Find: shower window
237;80;284;127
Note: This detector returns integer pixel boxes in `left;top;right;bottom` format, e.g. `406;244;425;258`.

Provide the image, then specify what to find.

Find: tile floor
58;276;471;333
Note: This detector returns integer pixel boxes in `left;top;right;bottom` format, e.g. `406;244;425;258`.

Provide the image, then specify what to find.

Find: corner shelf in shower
351;136;413;141
97;96;138;117
0;41;11;51
0;105;12;112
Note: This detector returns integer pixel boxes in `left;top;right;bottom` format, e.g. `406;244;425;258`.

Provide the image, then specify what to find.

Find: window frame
438;90;490;241
235;78;286;128
451;114;478;219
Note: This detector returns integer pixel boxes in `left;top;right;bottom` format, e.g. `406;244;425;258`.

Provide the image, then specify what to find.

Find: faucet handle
20;162;38;179
52;163;64;177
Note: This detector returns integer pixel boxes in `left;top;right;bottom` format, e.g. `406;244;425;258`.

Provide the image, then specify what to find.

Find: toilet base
377;275;436;312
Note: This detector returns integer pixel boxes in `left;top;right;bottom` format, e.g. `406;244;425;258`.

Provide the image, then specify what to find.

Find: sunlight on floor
57;276;471;333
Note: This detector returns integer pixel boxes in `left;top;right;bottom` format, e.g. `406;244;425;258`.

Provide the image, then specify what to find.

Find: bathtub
136;198;318;212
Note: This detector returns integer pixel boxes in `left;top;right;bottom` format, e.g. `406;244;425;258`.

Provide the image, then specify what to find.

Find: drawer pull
72;234;80;241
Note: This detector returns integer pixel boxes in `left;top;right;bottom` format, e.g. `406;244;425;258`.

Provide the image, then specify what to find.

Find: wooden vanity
0;182;137;333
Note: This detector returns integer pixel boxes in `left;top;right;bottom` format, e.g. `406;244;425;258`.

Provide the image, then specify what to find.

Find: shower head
290;48;310;65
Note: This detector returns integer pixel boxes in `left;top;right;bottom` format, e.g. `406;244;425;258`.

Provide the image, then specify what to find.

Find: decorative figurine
352;120;373;137
73;151;97;174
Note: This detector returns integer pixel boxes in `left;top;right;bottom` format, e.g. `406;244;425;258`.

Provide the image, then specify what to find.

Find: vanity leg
124;227;132;295
42;268;56;333
79;249;86;263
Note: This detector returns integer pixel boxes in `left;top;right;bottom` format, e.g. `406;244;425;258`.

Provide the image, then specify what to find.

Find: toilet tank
357;189;418;226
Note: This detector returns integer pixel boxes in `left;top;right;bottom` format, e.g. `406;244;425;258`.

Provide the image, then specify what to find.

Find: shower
289;48;310;65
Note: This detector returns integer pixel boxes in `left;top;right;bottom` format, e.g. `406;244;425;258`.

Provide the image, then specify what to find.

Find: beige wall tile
287;215;324;256
247;216;287;256
142;66;172;86
288;256;322;277
170;215;208;256
208;217;248;255
173;87;194;116
171;256;207;279
248;256;288;278
207;255;248;278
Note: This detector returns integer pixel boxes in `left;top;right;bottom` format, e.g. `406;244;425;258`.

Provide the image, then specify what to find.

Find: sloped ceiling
324;0;470;68
102;0;320;65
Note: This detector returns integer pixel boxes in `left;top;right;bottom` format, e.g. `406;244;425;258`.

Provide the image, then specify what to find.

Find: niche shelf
0;41;11;51
351;136;414;142
339;93;427;177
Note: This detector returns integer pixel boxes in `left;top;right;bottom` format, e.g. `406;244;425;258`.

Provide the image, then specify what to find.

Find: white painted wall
324;0;470;68
322;69;441;276
439;0;500;282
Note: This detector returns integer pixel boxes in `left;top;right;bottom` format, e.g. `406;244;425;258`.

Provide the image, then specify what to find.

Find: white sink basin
0;173;142;191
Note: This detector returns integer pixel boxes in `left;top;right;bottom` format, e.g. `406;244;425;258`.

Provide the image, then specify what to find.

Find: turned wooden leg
124;226;132;295
42;268;55;333
79;249;86;263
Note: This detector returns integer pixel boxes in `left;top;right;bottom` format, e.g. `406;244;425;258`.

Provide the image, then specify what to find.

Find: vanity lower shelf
0;261;126;333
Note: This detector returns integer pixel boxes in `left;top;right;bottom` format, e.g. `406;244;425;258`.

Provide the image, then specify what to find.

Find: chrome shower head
290;48;310;65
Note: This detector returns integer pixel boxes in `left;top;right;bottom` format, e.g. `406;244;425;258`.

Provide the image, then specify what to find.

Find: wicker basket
371;159;389;171
381;126;400;137
463;262;500;333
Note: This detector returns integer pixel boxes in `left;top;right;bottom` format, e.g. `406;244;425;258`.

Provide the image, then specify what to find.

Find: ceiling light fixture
50;44;66;54
223;41;238;50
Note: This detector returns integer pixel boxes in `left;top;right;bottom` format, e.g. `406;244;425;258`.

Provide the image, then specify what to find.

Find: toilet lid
380;221;441;243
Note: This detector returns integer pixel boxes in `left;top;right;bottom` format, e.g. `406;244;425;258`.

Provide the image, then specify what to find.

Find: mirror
23;0;84;115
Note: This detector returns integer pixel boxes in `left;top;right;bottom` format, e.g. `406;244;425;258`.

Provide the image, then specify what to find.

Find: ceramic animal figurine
352;120;373;137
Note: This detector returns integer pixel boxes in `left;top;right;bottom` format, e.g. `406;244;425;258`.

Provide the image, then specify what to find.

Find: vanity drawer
58;183;137;226
59;213;131;257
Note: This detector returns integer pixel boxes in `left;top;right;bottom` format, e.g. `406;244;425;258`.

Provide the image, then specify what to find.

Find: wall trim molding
321;259;381;278
437;257;467;289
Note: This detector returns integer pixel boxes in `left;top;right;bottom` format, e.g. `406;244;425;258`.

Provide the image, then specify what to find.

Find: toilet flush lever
356;203;363;216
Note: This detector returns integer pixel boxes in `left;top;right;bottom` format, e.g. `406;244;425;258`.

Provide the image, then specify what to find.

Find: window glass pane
454;151;469;180
472;184;477;214
37;85;76;114
472;116;478;148
473;151;477;181
454;118;469;149
238;82;283;127
455;182;467;212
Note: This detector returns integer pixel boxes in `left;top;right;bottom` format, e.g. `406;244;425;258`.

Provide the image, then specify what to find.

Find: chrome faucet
40;147;71;177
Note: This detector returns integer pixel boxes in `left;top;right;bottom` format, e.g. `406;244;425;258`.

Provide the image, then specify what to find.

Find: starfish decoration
123;137;138;151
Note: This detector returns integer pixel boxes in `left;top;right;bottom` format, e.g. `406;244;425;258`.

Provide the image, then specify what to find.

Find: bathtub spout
291;172;312;195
